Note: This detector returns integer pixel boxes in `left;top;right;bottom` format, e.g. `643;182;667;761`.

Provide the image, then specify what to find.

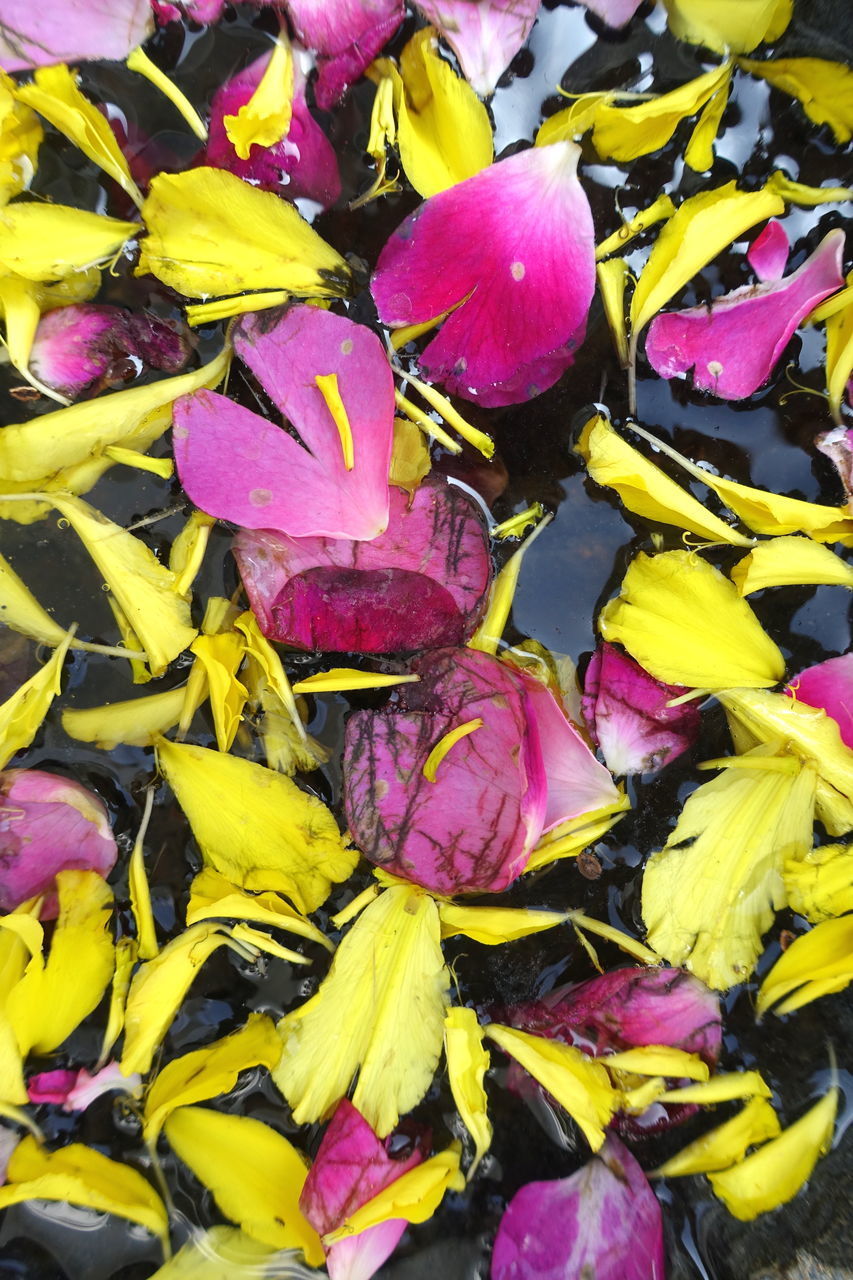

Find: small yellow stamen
403;370;494;459
492;503;545;539
315;372;354;470
127;47;208;141
390;314;445;350
292;668;420;694
423;718;484;782
186;291;291;326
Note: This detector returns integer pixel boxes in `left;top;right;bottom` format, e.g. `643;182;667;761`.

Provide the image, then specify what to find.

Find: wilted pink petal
28;305;190;401
27;1062;141;1111
491;1136;664;1280
646;228;845;399
343;647;547;895
284;0;405;109
204;48;341;209
0;0;152;70
371;142;595;407
27;1070;78;1106
747;219;790;282
581;642;701;776
414;0;539;98
174;305;394;542
580;0;645;27
0;770;117;919
786;653;853;748
234;477;492;652
817;425;853;511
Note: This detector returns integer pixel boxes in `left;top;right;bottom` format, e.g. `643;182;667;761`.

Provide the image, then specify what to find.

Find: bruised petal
372;143;595;406
414;0;539;98
0;0;152;71
786;654;853;749
286;0;405;109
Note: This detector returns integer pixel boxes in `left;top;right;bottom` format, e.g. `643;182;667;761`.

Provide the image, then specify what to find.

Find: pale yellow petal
444;1008;491;1179
663;0;792;53
224;33;293;159
739;56;853;143
62;686;187;749
784;843;853;922
438;902;567;945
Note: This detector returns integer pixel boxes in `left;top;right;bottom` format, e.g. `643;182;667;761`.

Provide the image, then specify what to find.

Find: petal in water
757;915;853;1015
28;1062;139;1112
747;219;789;281
580;0;645;27
662;0;792;54
786;653;853;749
0;71;42;206
816;426;853;508
285;0;405;109
413;0;540;98
0;0;153;71
784;842;853;922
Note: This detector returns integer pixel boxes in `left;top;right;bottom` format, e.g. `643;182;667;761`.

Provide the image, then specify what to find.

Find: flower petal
786;653;853;749
580;0;645;27
662;0;791;54
652;1096;781;1177
739;55;853;143
444;1007;491;1178
285;0;405;109
0;0;152;71
757;915;853;1015
747;219;789;281
784;842;853;922
414;0;539;98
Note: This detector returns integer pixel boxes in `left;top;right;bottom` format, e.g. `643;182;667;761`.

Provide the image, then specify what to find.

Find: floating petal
0;631;72;769
591;63;732;164
739;56;853;143
0;71;42;206
186;867;331;951
414;0;539;98
787;653;853;749
444;1007;491;1179
438;902;567;945
757;916;853;1015
285;0;405;109
0;0;153;71
0;202;136;282
732;537;853;595
662;0;791;54
784;843;853;922
652;1097;781;1177
747;219;789;281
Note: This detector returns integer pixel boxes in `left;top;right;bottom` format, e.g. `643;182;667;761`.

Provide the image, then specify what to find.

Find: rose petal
27;1062;140;1112
581;0;645;27
816;425;853;511
371;142;595;406
0;0;152;70
787;653;853;748
285;0;405;109
152;0;227;21
414;0;539;98
27;1069;78;1106
746;219;790;281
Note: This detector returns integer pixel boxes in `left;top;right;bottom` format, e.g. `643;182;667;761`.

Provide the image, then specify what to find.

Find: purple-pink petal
581;642;702;776
0;0;152;70
414;0;539;98
27;1070;79;1106
27;1062;139;1111
580;0;645;27
645;228;845;399
786;653;853;748
0;770;117;919
152;0;228;21
284;0;405;108
491;1136;664;1280
173;305;394;542
746;219;790;282
371;142;595;407
817;426;853;511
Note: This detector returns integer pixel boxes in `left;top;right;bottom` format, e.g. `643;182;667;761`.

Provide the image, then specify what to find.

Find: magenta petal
284;0;405;108
0;770;117;918
174;305;393;541
747;219;790;282
645;228;845;399
27;1070;78;1106
152;0;227;21
0;0;152;70
414;0;539;98
343;648;547;894
581;643;701;776
233;477;492;653
371;143;595;406
581;0;645;26
816;426;853;511
491;1136;664;1280
786;653;853;748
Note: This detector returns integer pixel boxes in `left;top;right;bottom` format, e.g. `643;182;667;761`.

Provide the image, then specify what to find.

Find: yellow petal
390;414;432;494
62;686;188;749
595;194;676;262
0;628;73;769
599;550;785;689
145;1227;278;1280
524;799;630;874
356;66;400;205
535;92;612;147
708;1086;837;1220
492;504;546;540
164;1106;323;1263
597;258;630;366
274;884;448;1137
126;46;208;141
663;0;792;53
103;445;174;478
15;65;143;207
129;790;158;962
242;659;328;776
156;739;356;914
784;843;853;922
591;63;731;163
468;515;552;655
224;33;293;160
652;1097;782;1177
444;1008;491;1179
137;168;350;301
0;71;42;207
684;70;732;171
401;369;495;458
185;290;292;326
185;867;332;952
767;171;853;207
169;510;217;598
143;1013;282;1147
577;415;753;546
105;596;152;685
603;1046;710;1081
739;56;853;143
757;916;853;1016
438;902;567;945
394;386;461;454
0;274;42;376
97;935;138;1069
228;923;309;966
0;1136;169;1248
567;909;660;966
642;747;815;989
732;537;853;595
484;1024;618;1151
0;201;136;282
291;668;420;694
824;276;853;424
0;551;74;647
0;1010;27;1104
188;632;248;752
652;1070;772;1105
325;1144;465;1242
423;717;484;781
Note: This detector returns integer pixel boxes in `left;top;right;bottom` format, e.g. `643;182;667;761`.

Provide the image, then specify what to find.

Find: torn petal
786;653;853;749
414;0;539;98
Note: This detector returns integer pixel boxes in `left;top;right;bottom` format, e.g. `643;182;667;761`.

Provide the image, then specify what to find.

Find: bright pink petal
204;49;341;209
284;0;405;108
581;0;645;27
26;1062;140;1111
0;0;152;70
174;305;393;541
816;426;853;511
645;228;845;399
414;0;539;98
581;643;701;776
27;1070;78;1106
747;219;790;282
233;477;492;652
786;653;853;749
343;647;547;895
371;143;595;407
0;770;117;918
491;1136;664;1280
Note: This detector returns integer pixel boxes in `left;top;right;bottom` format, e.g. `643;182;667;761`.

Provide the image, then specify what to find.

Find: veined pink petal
645;229;845;399
491;1136;664;1280
747;219;790;282
787;653;853;748
371;143;595;406
0;770;117;918
233;477;492;652
174;305;394;542
581;643;701;776
816;426;853;511
414;0;539;98
343;647;548;895
580;0;645;27
284;0;405;108
204;48;341;209
0;0;152;70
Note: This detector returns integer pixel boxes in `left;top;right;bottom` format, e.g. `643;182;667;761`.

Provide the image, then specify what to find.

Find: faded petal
787;653;853;749
816;426;853;510
0;0;152;71
372;143;595;406
234;477;492;653
414;0;539;98
285;0;406;109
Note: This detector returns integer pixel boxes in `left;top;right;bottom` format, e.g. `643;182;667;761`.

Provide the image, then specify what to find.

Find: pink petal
645;228;845;399
342;647;547;895
284;0;405;108
816;426;853;512
414;0;539;98
174;305;394;542
64;1062;142;1111
152;0;227;20
580;0;645;27
326;1222;409;1280
27;1070;79;1106
786;653;853;749
0;0;152;70
747;219;790;282
28;305;190;401
371;143;595;407
491;1136;664;1280
0;770;117;918
233;477;492;653
581;643;702;776
204;49;341;210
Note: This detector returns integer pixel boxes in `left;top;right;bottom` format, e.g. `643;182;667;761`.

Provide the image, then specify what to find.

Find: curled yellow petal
129;788;158;962
684;70;732;171
591;63;731;163
224;33;293;159
784;843;853;922
757;916;853;1016
603;1046;710;1081
188;632;248;752
325;1143;465;1242
63;686;187;750
390;415;432;495
127;46;208;141
653;1071;773;1106
0;71;42;207
97;935;138;1070
315;371;355;470
597;257;630;366
291;668;420;695
423;717;484;782
186;867;332;952
823;274;853;424
468;514;552;654
0;628;72;770
169;510;217;598
595;194;675;262
732;536;853;595
401;370;495;458
438;902;567;945
103;446;174;478
652;1097;782;1177
444;1008;491;1179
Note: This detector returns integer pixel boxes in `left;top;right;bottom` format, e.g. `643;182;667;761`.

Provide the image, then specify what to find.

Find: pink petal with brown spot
0;0;152;70
747;219;790;281
414;0;539;97
284;0;405;108
371;142;595;406
786;653;853;748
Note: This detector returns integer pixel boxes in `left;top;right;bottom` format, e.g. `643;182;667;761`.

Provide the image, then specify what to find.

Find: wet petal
372;143;595;406
739;56;853;143
662;0;791;54
747;219;789;281
0;0;153;71
758;915;853;1015
581;0;645;27
0;71;42;206
414;0;539;98
652;1096;781;1177
285;0;405;109
28;1063;139;1112
590;63;732;164
784;843;853;922
816;426;853;505
0;202;136;282
444;1008;492;1178
0;631;72;768
732;536;853;594
786;653;853;749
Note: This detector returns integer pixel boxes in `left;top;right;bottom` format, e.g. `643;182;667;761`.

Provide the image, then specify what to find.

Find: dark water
1;2;852;1277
